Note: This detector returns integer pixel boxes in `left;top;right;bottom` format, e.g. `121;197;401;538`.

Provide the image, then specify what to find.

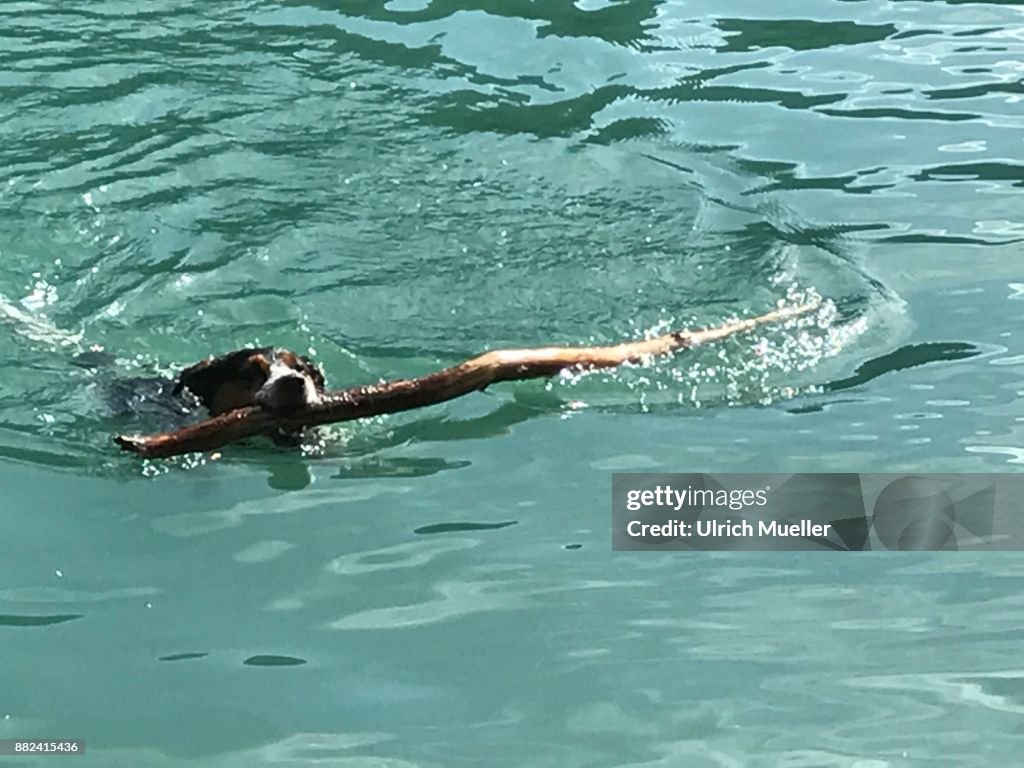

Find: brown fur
173;347;326;415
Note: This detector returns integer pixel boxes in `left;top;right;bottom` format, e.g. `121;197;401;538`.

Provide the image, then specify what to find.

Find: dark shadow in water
881;233;1024;246
0;613;83;627
158;652;209;662
243;655;307;667
926;81;1024;101
787;399;862;415
266;459;314;491
818;106;981;122
716;18;897;53
0;441;96;470
786;341;979;414
824;342;979;394
284;0;664;49
414;520;517;535
587;116;670;145
912;162;1024;188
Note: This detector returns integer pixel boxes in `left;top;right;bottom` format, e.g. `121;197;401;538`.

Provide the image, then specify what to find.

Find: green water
2;0;1024;765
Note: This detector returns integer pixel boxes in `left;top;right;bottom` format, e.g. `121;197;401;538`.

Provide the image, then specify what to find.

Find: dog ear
174;348;267;406
299;356;326;391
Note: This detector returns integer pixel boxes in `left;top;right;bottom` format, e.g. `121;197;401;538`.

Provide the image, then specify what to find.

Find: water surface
2;1;1023;765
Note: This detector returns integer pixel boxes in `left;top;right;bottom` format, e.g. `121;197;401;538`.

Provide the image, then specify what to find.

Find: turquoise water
2;0;1024;765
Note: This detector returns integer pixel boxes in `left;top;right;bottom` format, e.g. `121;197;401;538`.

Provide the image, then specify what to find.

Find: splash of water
0;291;83;349
546;285;866;410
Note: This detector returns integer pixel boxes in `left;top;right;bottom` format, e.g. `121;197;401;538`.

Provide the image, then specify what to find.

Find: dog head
173;347;326;416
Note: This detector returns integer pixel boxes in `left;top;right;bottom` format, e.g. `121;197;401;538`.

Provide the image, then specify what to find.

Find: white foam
0;292;83;349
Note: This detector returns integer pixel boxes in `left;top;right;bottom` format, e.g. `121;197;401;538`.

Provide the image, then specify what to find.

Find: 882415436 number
0;740;84;755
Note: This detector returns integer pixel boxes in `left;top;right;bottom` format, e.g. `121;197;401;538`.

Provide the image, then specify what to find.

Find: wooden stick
115;303;817;458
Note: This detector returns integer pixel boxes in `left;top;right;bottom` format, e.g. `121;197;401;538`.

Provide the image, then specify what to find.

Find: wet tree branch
115;303;816;458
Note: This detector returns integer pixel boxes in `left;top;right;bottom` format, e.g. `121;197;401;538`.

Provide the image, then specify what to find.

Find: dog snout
254;370;307;411
254;361;323;412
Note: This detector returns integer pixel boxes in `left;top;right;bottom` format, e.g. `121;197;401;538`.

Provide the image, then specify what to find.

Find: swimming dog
3;292;325;434
74;346;326;434
173;347;326;415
